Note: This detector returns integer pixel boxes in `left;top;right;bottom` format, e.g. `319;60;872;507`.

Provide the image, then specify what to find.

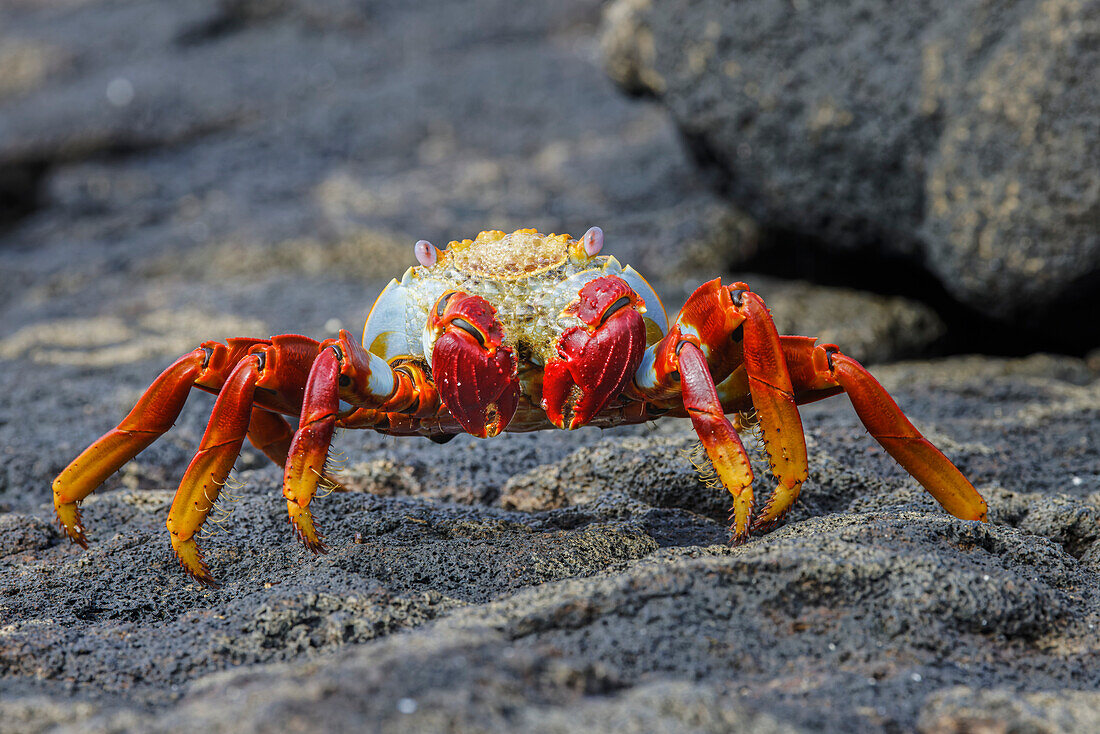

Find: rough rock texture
3;355;1098;733
919;687;1100;733
3;1;1100;733
601;0;1100;325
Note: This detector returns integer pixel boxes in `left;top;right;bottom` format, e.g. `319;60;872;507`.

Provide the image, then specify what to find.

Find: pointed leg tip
749;482;801;534
750;518;778;534
191;571;223;590
172;536;221;588
55;502;90;548
727;528;750;546
59;522;90;548
289;509;328;555
750;505;778;534
726;497;755;547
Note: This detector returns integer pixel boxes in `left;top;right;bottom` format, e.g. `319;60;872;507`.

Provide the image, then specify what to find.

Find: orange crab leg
283;329;435;552
790;341;987;522
166;354;263;587
53;348;209;546
639;282;814;537
677;342;757;541
51;339;281;546
246;408;348;492
729;287;809;530
246;407;296;468
282;346;340;554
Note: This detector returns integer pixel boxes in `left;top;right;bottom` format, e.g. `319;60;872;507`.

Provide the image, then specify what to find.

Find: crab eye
415;240;438;267
451;317;486;347
435;291;457;318
582;226;604;257
600;296;632;325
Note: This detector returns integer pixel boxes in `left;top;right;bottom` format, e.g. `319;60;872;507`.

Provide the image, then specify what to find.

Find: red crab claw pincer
542;276;646;430
428;291;519;438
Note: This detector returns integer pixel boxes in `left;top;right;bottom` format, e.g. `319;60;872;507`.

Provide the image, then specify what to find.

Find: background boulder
602;0;1100;336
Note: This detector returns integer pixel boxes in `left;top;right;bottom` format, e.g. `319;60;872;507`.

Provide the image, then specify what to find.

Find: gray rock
0;0;733;305
600;0;1100;323
919;687;1100;733
4;353;1100;732
736;275;948;364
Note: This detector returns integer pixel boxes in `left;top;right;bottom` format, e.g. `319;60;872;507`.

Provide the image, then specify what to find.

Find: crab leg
728;287;809;530
637;280;810;539
246;408;296;468
54;335;332;585
283;330;436;552
783;339;988;522
635;282;754;538
53;348;211;546
283;347;340;553
677;342;757;540
166;355;263;587
52;339;280;545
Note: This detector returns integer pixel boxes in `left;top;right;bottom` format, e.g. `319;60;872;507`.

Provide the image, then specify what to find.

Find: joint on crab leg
677;341;756;542
387;359;441;418
542;276;646;429
728;285;809;530
812;344;988;522
53;347;212;547
426;291;519;438
166;352;266;587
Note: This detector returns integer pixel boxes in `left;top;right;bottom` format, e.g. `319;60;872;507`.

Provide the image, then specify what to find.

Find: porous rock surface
2;354;1098;733
601;0;1100;324
2;1;1100;733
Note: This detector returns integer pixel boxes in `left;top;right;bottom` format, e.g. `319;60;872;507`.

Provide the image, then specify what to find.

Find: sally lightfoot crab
53;228;988;585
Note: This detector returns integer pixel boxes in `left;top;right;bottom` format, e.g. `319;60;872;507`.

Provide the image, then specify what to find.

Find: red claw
542;276;646;429
429;292;519;438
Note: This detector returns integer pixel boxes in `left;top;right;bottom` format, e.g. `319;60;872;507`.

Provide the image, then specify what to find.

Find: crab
53;227;988;586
